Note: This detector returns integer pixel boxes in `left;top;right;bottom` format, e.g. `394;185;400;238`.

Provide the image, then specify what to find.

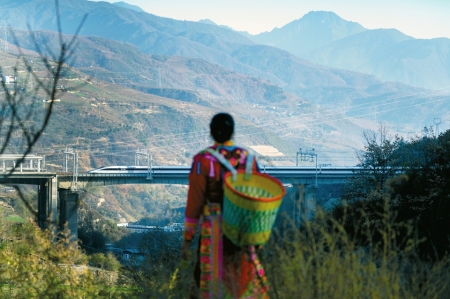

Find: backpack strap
205;148;237;181
244;149;254;180
205;147;254;181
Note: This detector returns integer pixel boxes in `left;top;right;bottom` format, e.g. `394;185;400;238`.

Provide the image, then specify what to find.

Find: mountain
112;1;145;13
1;0;289;85
366;38;450;90
302;29;450;90
2;24;448;226
245;10;450;90
198;19;217;26
11;24;434;123
302;29;413;71
198;19;235;31
249;11;367;56
10;28;447;137
2;0;448;130
0;0;426;108
9;30;289;106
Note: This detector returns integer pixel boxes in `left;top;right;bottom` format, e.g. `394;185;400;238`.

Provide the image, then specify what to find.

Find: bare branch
0;0;88;218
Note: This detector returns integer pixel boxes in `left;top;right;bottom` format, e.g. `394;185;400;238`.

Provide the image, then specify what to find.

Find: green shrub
0;220;129;298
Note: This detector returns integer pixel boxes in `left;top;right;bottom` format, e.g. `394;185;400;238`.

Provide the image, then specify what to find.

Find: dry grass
263;206;450;299
131;203;450;299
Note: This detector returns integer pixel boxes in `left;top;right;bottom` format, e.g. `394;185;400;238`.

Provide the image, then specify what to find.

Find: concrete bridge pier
293;184;317;227
37;177;58;228
58;188;79;241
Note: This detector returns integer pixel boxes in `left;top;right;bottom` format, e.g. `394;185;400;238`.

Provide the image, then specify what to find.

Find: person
181;113;269;299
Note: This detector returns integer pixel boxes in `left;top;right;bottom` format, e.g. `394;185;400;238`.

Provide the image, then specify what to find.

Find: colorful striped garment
183;142;269;299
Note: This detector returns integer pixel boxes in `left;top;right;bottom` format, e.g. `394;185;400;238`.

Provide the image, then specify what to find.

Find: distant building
3;187;15;193
1;75;17;84
116;222;183;233
105;247;144;266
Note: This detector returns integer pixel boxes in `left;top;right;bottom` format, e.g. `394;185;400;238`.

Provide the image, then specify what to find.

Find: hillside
0;0;270;81
0;43;370;224
7;41;444;225
6;27;443;131
1;0;442;117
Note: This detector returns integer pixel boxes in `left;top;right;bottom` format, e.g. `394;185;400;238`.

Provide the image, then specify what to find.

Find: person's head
210;113;234;143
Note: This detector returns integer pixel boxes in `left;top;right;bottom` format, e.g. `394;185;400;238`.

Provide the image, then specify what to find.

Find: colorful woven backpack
206;148;286;246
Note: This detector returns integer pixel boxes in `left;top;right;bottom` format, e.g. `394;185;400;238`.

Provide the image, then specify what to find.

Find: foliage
391;128;450;259
120;229;191;299
0;220;128;298
343;125;405;202
78;200;128;252
263;209;450;299
88;253;121;271
338;125;450;260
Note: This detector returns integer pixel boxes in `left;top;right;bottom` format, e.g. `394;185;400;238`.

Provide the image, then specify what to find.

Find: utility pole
158;67;161;88
207;79;210;100
64;147;71;172
63;148;78;191
296;148;318;187
135;149;152;179
28;72;34;90
434;118;441;136
374;106;378;123
3;19;8;53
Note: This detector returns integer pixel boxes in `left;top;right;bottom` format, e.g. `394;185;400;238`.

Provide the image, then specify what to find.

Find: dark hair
210;113;234;143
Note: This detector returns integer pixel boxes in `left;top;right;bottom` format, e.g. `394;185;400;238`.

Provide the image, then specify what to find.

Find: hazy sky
99;0;450;39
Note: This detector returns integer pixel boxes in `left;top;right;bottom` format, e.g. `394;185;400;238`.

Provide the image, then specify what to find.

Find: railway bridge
1;166;359;240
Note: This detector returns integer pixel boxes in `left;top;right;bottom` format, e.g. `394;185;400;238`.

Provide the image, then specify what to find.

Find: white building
1;75;17;84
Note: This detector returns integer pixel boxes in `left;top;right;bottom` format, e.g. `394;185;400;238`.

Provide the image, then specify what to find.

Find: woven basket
222;170;285;246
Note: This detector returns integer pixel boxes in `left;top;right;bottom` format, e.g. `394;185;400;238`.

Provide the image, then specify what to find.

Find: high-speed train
260;166;360;176
87;165;361;176
87;165;190;174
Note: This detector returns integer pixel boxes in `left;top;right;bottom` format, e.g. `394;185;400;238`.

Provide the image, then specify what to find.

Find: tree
89;252;121;271
392;129;450;259
0;0;86;220
343;124;405;202
335;125;450;260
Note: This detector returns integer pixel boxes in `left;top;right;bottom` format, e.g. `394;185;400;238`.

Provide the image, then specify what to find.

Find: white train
87;165;361;176
87;165;190;174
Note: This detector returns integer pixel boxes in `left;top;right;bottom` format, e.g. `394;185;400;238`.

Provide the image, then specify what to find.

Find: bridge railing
0;154;46;173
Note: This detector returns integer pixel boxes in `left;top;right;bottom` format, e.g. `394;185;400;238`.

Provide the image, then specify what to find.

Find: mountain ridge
112;1;145;13
245;11;450;90
2;0;448;130
250;11;367;55
0;0;418;99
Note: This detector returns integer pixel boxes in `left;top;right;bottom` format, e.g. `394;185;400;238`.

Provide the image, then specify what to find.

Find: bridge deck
0;167;359;187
